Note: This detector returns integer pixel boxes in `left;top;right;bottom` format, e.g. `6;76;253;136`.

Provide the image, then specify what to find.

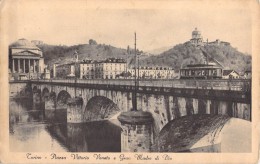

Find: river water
9;99;121;152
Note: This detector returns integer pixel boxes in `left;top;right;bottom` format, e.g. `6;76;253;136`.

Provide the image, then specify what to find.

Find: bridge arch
32;86;38;93
57;90;71;109
84;96;120;121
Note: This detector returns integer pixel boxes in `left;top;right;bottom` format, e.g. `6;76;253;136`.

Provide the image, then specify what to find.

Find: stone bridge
9;79;251;134
9;79;252;152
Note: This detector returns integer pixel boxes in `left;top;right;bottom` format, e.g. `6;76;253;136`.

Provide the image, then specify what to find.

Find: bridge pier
118;111;154;152
178;97;187;116
67;123;87;151
67;97;84;123
33;90;42;105
45;98;56;110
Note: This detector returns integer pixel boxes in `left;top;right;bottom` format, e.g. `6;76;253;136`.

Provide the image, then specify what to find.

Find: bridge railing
30;79;251;91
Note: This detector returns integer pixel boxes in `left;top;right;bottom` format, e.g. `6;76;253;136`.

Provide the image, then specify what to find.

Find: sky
3;0;252;54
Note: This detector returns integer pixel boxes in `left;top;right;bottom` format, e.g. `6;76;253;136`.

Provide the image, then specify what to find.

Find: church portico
9;39;45;80
11;58;40;73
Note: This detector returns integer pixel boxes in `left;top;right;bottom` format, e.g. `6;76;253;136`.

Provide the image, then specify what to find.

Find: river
9;98;121;152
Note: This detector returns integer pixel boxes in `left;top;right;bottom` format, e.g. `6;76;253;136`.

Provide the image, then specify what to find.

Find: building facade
9;38;45;80
128;67;176;79
54;58;126;79
180;64;223;79
79;59;95;79
95;58;126;79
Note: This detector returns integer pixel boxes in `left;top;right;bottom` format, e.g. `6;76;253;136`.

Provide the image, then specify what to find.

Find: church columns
23;59;25;73
28;59;31;72
33;59;36;73
12;59;15;73
18;59;20;73
11;58;40;74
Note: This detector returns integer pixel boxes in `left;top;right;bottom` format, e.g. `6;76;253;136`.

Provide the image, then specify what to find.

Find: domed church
190;27;204;46
9;38;45;80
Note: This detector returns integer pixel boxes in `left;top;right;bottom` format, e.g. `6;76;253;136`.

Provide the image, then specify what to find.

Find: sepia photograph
0;0;259;163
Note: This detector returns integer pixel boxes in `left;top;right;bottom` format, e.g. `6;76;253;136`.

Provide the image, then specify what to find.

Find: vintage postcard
0;0;259;163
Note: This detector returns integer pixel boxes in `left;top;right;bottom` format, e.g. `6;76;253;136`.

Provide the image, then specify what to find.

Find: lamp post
74;51;78;97
133;32;137;111
125;46;129;79
117;33;154;152
137;52;140;82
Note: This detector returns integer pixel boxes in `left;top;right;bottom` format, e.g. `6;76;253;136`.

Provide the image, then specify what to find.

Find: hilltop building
9;38;45;80
190;28;204;46
188;28;230;47
208;39;230;46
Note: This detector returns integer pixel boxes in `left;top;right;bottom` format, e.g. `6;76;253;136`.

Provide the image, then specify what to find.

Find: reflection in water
9;98;121;152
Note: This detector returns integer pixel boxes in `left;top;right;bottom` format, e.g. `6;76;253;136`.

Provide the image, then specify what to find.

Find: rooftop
223;70;239;76
10;38;41;50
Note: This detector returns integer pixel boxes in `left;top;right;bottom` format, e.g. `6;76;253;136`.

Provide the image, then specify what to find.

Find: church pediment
12;50;41;57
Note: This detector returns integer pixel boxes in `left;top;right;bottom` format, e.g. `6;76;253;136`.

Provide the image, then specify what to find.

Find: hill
40;41;251;73
146;46;172;55
138;42;251;72
39;43;129;66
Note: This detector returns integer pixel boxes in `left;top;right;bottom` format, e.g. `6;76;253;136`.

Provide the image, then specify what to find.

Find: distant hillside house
9;38;45;80
222;70;240;79
208;39;230;46
243;70;252;79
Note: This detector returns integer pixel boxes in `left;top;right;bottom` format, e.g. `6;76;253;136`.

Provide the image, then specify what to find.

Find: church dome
10;38;40;49
192;28;201;35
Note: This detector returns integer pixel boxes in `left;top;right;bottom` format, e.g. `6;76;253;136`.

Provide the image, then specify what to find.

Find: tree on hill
89;39;97;45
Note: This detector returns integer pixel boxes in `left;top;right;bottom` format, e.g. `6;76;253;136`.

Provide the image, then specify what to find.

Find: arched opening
84;96;120;121
42;88;50;102
154;114;251;152
32;86;38;93
56;90;71;109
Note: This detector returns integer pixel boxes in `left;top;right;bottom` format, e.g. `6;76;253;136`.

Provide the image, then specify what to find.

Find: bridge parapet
29;79;251;103
30;79;251;91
